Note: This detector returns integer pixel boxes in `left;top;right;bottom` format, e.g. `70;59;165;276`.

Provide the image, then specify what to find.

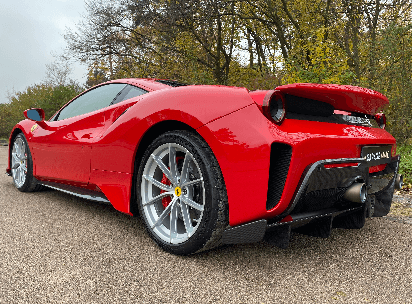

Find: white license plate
361;146;391;166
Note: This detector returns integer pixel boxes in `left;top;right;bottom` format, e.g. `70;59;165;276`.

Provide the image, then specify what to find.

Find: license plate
361;146;391;166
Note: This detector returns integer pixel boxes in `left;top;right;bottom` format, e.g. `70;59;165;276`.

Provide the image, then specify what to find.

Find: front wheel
136;131;228;255
11;133;41;192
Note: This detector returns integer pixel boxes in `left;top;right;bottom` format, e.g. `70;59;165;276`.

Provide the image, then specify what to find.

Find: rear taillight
374;113;386;129
262;90;286;124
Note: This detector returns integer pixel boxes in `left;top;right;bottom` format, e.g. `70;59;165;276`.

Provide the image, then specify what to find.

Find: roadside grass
388;143;412;218
397;143;412;186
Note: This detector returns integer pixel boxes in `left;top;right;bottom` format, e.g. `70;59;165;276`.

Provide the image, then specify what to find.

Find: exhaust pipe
343;183;367;203
395;174;403;190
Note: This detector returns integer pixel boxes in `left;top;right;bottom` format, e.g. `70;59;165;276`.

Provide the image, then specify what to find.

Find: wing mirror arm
23;108;55;130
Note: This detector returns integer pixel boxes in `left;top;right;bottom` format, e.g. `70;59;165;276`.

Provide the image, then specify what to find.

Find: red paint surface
324;162;360;169
369;163;387;173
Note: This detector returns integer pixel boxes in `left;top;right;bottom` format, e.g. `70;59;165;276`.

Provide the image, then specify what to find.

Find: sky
0;0;88;104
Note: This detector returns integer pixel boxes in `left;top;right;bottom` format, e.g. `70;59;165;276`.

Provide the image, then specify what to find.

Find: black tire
10;133;42;192
136;130;228;255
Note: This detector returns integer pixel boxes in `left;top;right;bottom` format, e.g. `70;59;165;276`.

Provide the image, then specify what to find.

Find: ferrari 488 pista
6;79;403;254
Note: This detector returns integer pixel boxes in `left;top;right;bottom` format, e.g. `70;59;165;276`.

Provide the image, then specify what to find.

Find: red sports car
6;79;403;254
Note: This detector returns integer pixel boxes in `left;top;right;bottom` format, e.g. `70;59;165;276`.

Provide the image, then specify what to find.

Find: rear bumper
222;155;400;247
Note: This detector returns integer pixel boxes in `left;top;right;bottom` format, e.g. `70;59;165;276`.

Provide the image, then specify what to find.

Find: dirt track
0;145;411;303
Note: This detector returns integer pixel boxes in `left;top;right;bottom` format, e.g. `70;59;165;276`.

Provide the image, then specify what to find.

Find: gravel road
1;145;411;303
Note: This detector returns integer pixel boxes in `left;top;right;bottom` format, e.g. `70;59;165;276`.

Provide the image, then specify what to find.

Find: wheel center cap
175;187;182;197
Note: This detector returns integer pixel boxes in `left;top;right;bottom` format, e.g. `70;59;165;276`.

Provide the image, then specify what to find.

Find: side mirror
23;108;55;130
24;108;45;122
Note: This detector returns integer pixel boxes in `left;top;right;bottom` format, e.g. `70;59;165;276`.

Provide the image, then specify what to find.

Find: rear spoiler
275;83;389;116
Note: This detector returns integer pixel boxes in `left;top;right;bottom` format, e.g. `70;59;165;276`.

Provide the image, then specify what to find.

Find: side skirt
40;180;110;204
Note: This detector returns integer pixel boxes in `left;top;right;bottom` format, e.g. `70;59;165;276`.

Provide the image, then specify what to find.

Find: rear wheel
136;131;228;255
11;133;41;192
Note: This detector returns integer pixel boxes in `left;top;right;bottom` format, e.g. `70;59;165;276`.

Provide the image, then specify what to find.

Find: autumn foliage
2;0;412;144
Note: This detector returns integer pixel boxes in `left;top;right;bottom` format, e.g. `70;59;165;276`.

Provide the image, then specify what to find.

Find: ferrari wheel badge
174;187;182;197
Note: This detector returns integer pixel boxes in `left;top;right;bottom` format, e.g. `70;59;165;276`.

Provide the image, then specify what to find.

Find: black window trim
110;84;148;106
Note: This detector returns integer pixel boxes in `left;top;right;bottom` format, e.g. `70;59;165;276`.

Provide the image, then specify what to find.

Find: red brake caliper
160;174;172;208
159;156;184;209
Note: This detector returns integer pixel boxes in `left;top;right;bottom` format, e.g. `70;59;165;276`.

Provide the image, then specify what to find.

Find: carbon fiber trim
221;220;267;244
267;206;362;229
284;157;367;216
40;181;110;203
223;206;363;246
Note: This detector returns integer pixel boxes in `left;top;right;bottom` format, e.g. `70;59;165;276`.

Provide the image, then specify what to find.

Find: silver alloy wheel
141;143;205;244
11;137;27;188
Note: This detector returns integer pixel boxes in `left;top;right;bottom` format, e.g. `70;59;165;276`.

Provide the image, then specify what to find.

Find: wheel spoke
143;191;174;206
19;167;24;184
180;201;194;237
12;152;19;163
181;178;203;188
170;199;179;241
151;196;178;229
143;175;173;191
21;164;27;173
180;152;191;184
19;142;26;159
168;144;178;182
15;141;19;151
11;163;20;170
14;167;20;183
151;154;175;184
180;196;204;212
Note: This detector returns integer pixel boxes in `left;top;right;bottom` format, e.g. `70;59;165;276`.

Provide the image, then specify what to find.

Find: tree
62;0;412;143
0;83;83;138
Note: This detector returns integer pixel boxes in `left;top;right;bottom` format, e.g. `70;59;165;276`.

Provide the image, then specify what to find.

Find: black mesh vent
266;143;292;210
285;94;334;117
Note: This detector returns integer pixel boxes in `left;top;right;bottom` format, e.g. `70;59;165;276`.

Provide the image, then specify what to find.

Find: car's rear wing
274;83;389;116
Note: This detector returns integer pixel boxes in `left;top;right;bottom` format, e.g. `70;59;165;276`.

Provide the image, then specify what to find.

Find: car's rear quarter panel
198;104;396;226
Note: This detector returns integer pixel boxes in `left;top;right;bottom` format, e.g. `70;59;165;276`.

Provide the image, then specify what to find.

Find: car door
31;83;128;185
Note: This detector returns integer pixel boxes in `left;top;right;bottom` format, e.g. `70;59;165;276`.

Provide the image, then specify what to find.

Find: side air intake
266;143;292;210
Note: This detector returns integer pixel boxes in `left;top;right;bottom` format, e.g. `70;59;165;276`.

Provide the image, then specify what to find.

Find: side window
56;84;127;121
112;85;148;105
